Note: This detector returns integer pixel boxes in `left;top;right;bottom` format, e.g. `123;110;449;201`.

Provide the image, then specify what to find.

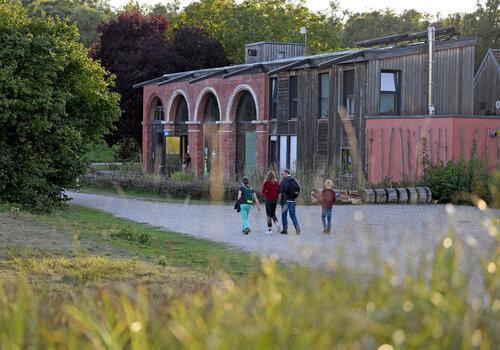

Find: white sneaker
266;229;273;235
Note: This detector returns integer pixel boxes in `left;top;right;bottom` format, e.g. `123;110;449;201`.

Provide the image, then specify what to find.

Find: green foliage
423;157;492;204
110;225;151;245
0;1;121;212
172;0;342;63
0;232;497;348
115;137;140;162
85;141;120;163
169;170;196;182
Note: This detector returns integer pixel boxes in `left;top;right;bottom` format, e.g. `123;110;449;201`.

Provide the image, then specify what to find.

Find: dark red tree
92;13;230;146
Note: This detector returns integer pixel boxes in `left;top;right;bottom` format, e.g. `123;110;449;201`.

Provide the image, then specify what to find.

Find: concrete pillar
217;121;236;180
187;122;203;176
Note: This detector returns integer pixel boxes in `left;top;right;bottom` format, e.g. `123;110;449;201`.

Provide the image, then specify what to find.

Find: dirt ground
0;211;130;258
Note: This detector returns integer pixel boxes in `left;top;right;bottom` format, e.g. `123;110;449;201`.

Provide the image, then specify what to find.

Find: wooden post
415;125;421;179
460;127;464;158
473;128;480;159
387;127;394;178
399;127;405;176
406;129;411;177
428;128;433;165
436;128;441;163
379;128;383;181
444;128;448;164
486;128;490;168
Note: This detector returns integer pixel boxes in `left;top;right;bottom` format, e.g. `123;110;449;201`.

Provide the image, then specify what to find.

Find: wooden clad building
474;48;500;116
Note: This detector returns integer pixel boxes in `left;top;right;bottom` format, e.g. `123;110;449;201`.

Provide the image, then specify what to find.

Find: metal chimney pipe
428;26;435;116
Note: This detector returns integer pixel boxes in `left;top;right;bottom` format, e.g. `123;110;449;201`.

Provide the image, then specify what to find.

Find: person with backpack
311;179;336;234
278;169;301;234
261;170;281;234
237;177;260;235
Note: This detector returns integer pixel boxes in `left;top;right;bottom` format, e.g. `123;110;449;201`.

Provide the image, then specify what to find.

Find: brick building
135;28;500;183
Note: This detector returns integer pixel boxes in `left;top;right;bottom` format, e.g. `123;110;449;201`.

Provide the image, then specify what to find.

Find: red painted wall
365;116;500;183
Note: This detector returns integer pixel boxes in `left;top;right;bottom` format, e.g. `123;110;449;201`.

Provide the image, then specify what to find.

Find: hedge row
81;174;241;201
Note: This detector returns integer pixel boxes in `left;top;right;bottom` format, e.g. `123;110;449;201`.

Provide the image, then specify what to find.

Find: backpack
242;186;254;204
286;178;301;199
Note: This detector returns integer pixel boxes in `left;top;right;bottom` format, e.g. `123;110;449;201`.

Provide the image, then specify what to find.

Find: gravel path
68;191;497;276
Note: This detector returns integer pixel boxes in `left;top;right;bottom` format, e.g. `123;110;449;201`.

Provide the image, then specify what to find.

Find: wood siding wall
365;46;474;116
245;43;306;64
474;53;500;115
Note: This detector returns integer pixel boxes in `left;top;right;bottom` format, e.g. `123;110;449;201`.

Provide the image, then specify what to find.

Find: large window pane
343;70;355;117
279;136;288;172
380;72;396;91
290;135;297;171
319;73;329;117
380;93;397;114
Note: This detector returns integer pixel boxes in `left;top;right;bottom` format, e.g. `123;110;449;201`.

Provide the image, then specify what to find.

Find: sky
108;0;478;17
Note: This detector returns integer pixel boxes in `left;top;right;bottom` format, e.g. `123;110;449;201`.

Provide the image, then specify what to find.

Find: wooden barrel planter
374;189;387;203
424;187;433;203
360;189;376;203
395;188;409;203
415;187;428;203
406;187;418;204
385;188;398;203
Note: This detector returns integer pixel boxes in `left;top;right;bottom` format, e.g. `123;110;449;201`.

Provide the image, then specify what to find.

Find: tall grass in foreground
0;231;498;349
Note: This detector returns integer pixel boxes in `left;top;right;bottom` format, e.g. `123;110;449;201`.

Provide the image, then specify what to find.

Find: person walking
311;179;336;234
262;171;281;234
237;177;260;235
278;169;301;234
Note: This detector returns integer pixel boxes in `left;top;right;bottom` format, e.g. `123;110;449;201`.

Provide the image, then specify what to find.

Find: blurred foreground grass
0;232;498;348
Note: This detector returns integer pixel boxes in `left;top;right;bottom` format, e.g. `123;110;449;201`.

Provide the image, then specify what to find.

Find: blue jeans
281;201;299;229
240;203;252;231
322;207;332;229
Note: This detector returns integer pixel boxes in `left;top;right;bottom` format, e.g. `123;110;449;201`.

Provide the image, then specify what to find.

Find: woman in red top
262;171;281;234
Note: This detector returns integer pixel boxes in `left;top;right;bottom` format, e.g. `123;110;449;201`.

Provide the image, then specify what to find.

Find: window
269;135;278;167
247;49;257;56
289;76;298;119
341;148;353;176
236;91;256;122
278;51;285;59
278;135;298;172
319;73;329;118
175;97;188;123
379;71;400;114
269;78;278;120
343;70;355;118
154;100;164;121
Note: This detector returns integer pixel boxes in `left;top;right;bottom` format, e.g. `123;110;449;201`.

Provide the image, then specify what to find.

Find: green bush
0;2;120;212
116;138;141;163
110;226;151;245
423;158;492;204
85;142;120;163
170;171;196;182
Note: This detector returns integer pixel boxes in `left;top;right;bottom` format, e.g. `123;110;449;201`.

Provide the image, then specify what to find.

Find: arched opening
201;92;220;176
149;97;166;174
235;91;257;176
166;94;190;174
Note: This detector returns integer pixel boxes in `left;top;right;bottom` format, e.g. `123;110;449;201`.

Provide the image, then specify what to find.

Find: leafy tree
26;0;112;47
440;0;500;69
92;11;229;145
172;0;342;63
0;0;121;211
342;9;430;47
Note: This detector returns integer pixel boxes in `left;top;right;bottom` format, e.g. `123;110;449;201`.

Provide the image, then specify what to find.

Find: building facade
136;29;500;184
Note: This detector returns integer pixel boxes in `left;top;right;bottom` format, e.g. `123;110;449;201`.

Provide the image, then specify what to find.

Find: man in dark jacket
278;169;301;234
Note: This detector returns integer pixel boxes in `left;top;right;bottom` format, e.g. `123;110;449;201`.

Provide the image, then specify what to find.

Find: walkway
68;192;497;277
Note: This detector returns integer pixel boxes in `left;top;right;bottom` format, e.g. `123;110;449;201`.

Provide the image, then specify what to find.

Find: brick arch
194;87;222;122
166;89;191;122
226;84;260;122
146;94;167;122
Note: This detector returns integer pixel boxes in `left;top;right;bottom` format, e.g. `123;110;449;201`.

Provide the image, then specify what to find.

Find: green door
244;131;256;175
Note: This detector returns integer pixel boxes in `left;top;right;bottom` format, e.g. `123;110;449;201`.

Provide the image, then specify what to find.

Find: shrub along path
69;191;497;288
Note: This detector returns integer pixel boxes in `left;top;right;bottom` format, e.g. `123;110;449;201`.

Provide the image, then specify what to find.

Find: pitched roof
474;48;500;83
134;37;476;89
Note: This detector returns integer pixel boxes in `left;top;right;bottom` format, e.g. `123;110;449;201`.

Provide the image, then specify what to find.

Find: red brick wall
187;123;203;176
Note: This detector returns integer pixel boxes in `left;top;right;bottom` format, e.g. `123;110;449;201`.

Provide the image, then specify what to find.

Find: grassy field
0;204;498;348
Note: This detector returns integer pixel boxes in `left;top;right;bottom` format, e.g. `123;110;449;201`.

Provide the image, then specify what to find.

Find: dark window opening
268;135;278;167
341;148;353;176
289;76;298;119
247;49;257;56
379;70;400;115
236;91;256;122
154;100;164;121
269;78;278;120
343;70;355;118
203;94;220;123
319;73;329;118
175;97;189;123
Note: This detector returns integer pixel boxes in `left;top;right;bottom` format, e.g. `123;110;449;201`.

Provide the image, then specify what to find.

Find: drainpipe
427;26;435;116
